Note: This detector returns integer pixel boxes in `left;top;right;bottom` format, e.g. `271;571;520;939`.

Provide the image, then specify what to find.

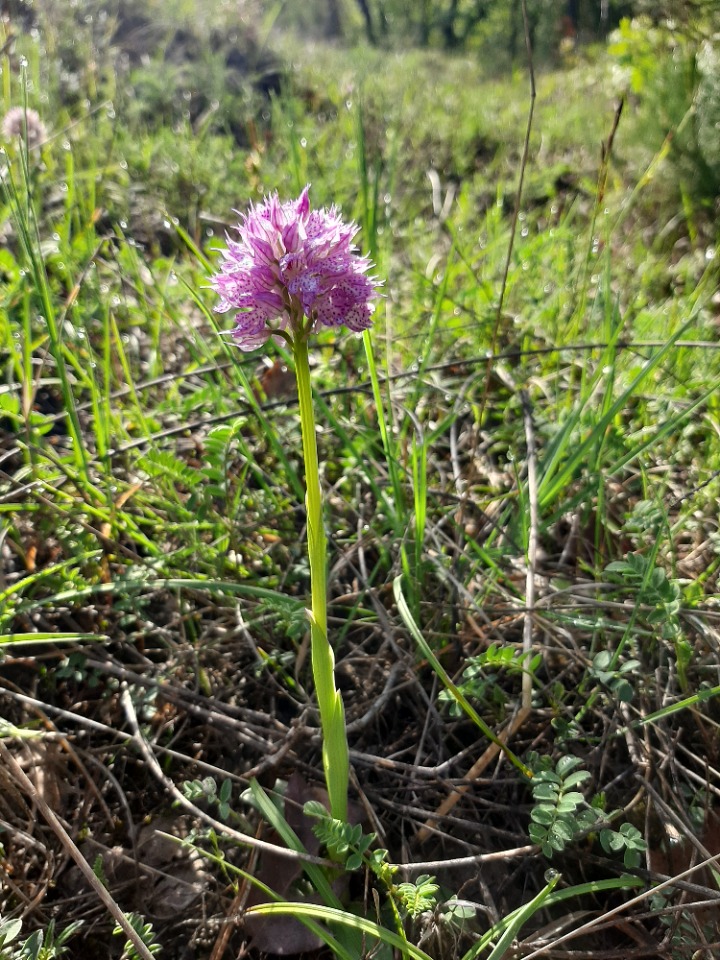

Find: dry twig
0;738;156;960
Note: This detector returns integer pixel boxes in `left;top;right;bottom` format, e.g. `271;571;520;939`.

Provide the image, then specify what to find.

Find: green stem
293;333;349;823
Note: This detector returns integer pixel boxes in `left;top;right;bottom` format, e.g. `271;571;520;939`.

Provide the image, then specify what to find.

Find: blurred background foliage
2;0;718;230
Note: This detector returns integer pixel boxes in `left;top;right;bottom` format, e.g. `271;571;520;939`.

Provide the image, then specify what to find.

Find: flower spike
210;186;380;350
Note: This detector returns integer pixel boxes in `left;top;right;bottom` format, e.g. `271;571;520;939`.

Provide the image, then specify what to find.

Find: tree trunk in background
440;0;461;48
353;0;376;43
567;0;579;30
600;0;610;36
376;0;389;41
325;0;342;38
508;0;520;62
419;0;431;46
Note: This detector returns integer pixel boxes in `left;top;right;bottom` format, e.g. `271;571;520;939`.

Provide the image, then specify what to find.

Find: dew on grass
119;220;127;229
300;138;307;148
19;56;28;68
706;247;716;260
62;140;71;151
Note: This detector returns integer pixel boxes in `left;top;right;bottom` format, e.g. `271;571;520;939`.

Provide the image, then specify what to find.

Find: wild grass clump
1;2;719;959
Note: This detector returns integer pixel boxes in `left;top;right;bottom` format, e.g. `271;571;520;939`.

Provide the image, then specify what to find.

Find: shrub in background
609;16;720;213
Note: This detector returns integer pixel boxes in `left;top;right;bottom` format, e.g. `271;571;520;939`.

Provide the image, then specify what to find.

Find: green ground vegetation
0;1;719;958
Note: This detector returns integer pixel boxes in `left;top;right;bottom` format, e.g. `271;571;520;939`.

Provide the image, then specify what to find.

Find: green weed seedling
598;822;647;870
0;917;83;960
305;800;473;956
528;754;598;857
439;643;542;716
112;914;161;960
588;650;641;704
650;887;720;956
181;776;234;822
0;919;23;960
394;877;442;921
305;800;480;956
605;552;692;687
528;753;647;868
304;799;396;882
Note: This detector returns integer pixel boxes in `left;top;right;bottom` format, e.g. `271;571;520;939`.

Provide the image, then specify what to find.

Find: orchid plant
210;186;380;822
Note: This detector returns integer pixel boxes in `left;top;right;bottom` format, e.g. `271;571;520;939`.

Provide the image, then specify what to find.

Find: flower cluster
210;187;379;351
1;107;47;148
